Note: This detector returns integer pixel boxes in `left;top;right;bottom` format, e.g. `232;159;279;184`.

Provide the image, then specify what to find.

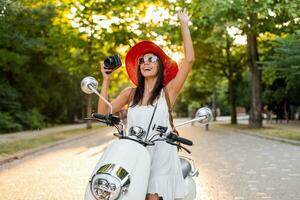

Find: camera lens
104;58;113;68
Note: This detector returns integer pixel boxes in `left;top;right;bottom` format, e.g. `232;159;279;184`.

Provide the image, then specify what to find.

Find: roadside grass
0;125;104;157
218;123;300;141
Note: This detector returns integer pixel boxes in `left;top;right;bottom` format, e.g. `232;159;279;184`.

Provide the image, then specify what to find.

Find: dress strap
163;87;181;151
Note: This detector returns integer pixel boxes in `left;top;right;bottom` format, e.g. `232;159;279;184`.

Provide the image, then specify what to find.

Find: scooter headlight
129;126;146;138
90;164;130;200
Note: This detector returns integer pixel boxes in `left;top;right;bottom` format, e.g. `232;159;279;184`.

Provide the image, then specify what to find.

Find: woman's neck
144;77;157;94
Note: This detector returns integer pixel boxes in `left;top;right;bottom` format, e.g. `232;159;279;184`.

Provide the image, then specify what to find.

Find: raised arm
97;63;132;115
167;9;195;106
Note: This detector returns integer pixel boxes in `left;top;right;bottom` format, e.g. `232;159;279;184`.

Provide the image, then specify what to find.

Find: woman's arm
98;62;113;114
97;63;132;115
167;9;195;106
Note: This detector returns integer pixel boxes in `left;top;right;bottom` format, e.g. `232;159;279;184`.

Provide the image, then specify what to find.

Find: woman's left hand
177;8;190;25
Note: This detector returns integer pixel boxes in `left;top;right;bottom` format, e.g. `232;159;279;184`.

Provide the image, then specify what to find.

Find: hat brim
125;41;178;86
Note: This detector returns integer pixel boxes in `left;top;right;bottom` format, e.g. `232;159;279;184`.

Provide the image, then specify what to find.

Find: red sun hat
125;40;178;86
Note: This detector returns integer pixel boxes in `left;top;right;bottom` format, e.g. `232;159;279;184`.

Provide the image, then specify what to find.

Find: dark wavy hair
130;55;164;107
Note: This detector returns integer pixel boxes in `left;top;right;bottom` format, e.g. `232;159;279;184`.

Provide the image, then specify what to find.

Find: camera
104;54;122;72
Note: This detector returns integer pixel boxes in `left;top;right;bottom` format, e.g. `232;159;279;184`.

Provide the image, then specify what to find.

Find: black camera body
104;54;122;72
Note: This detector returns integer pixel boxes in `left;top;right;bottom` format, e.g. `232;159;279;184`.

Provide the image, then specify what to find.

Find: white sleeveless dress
127;89;186;200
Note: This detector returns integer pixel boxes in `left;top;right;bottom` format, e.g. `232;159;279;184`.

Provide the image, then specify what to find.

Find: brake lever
166;141;191;154
84;117;95;121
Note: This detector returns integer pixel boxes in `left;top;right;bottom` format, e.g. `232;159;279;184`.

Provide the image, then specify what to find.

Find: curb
224;127;300;146
0;131;100;166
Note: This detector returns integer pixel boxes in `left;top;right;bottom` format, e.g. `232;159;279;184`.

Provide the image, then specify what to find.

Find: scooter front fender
85;139;151;200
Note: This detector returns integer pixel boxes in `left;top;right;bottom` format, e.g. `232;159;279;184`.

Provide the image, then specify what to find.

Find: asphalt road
0;121;300;200
181;124;300;200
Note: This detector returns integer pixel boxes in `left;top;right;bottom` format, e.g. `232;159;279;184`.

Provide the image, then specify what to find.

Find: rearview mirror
80;76;112;114
81;76;98;94
195;107;212;124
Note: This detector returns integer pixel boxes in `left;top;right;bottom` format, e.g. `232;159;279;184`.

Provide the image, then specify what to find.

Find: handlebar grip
175;136;193;146
167;133;193;146
92;113;120;126
92;113;107;120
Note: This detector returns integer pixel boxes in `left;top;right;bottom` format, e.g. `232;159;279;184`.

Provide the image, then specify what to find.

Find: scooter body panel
183;176;197;200
84;139;151;200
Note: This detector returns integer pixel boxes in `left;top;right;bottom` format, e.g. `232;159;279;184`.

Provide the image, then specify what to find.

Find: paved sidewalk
215;115;300;132
0;123;93;144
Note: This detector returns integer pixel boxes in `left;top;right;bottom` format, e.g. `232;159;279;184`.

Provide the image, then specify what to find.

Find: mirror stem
88;84;113;114
174;116;207;130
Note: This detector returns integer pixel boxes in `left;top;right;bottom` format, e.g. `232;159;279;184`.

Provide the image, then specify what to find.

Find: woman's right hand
100;62;113;81
177;8;190;26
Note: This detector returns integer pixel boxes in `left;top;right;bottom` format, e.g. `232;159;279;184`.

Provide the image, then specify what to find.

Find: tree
0;0;86;132
198;0;299;127
201;27;246;124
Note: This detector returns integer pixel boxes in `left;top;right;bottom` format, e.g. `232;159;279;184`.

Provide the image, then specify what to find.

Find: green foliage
264;32;300;84
263;32;300;105
199;0;298;34
0;82;21;112
15;109;44;130
0;0;85;133
0;112;22;133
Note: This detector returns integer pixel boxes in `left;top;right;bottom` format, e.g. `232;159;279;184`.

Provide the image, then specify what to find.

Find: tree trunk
229;77;237;124
247;32;262;128
225;36;237;124
212;82;217;121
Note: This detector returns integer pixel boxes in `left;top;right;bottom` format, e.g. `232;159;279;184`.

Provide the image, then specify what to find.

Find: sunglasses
138;55;159;65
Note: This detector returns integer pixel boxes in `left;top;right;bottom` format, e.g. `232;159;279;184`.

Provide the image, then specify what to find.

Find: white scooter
81;76;212;200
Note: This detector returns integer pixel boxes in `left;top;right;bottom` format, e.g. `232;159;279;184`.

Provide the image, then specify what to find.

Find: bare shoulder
118;87;136;102
111;87;136;113
122;87;135;96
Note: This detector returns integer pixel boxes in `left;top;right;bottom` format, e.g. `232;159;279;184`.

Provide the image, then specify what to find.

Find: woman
98;9;194;200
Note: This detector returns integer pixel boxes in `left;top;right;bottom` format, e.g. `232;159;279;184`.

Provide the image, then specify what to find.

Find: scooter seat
180;157;192;179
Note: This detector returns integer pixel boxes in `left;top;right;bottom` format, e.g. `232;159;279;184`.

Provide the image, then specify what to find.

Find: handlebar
86;114;193;153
